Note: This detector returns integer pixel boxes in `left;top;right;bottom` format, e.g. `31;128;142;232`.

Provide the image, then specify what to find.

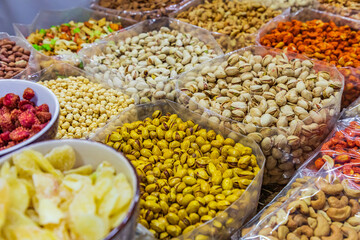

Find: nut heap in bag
0;88;51;151
178;49;342;184
175;0;281;51
83;26;219;104
0;145;133;240
318;0;360;20
39;76;134;139
104;110;260;239
26;18;123;56
242;174;360;240
0;38;31;79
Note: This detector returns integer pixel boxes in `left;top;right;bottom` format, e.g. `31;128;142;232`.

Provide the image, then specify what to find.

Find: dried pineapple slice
12;150;42;178
112;173;132;214
7;178;29;213
64;165;93;175
0;179;9;230
45;145;76;172
4;225;58;240
70;214;107;240
69;184;96;216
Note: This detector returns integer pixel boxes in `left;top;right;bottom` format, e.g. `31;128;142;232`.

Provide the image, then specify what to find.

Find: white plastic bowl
0;79;59;156
0;139;140;240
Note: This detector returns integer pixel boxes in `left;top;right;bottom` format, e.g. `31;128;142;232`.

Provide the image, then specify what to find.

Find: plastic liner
241;160;360;240
317;0;360;20
90;0;193;22
342;94;360;118
0;32;39;79
256;8;360;108
13;7;137;68
79;17;223;104
169;0;285;53
90;99;265;240
259;0;319;12
176;45;344;185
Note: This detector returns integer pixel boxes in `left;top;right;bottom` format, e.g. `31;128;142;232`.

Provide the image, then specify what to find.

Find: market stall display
0;139;140;240
172;0;282;52
258;8;360;108
91;100;265;240
80;18;222;104
13;8;136;68
0;80;59;157
177;46;343;185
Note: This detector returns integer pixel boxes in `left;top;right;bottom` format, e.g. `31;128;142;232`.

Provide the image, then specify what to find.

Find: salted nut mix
0;38;31;79
39;76;134;139
176;0;281;51
242;173;360;240
84;27;218;104
98;0;183;11
105;110;260;239
178;51;341;185
318;0;360;20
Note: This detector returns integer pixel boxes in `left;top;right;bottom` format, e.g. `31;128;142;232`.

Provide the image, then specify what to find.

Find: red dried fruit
35;104;49;113
18;110;36;128
0;138;4;147
9;127;30;142
0;131;10;142
36;112;51;124
19;99;35;109
20;104;36;113
10;109;22;123
30;123;47;136
23;88;35;100
3;93;20;109
0;112;14;132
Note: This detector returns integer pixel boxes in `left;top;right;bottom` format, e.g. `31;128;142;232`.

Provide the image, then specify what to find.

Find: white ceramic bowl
0;79;59;156
0;139;140;240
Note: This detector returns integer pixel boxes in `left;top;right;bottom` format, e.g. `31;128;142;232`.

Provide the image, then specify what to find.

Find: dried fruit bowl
0;139;140;240
0;79;59;156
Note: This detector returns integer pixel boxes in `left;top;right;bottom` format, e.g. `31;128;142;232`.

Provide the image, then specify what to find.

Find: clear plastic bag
90;99;265;240
13;7;136;68
176;45;344;185
317;0;360;21
259;0;319;12
343;95;360;118
169;0;285;53
241;161;360;240
0;32;39;79
256;8;360;108
90;0;194;21
79;17;223;104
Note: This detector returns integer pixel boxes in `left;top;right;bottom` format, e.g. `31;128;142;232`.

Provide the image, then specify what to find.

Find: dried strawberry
10;109;22;123
0;112;14;132
35;104;49;113
23;88;35;100
20;104;36;113
0;131;10;142
3;93;20;109
30;123;47;136
19;99;35;109
18;110;36;128
9;127;30;142
36;112;51;124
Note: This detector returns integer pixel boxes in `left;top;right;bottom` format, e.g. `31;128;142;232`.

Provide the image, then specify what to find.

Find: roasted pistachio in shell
105;110;259;239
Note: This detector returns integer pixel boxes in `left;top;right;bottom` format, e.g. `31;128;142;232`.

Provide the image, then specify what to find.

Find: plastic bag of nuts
176;46;344;185
257;8;360;108
170;0;284;53
317;0;360;21
21;62;135;139
342;95;360;119
241;162;360;240
90;0;193;21
261;0;319;12
0;32;38;79
90;100;265;240
79;17;223;105
13;7;136;69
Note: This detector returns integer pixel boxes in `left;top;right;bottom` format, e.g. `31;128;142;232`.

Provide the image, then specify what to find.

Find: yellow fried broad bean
104;110;259;239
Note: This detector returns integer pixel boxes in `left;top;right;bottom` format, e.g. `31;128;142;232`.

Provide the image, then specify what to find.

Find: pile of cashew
242;176;360;240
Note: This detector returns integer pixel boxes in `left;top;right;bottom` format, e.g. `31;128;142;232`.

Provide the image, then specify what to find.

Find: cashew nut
318;210;332;224
311;190;326;210
308;217;317;229
341;226;358;240
278;225;289;240
316;178;343;195
344;222;360;232
294;225;314;237
327;206;352;222
241;227;253;237
310;237;321;240
349;199;360;217
287;200;310;215
343;180;360;198
314;214;330;236
333;221;344;229
309;207;317;218
288;214;308;230
259;227;277;237
347;216;360;226
302;187;319;206
328;196;349;208
287;232;300;240
322;224;343;240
